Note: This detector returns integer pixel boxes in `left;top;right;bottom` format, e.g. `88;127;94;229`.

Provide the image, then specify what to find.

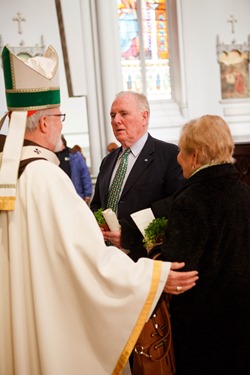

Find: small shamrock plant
143;217;168;250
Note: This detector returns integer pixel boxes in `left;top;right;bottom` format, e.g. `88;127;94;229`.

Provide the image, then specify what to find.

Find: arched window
117;0;171;100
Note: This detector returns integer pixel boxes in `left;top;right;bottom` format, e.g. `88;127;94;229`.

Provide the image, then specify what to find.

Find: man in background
56;135;92;205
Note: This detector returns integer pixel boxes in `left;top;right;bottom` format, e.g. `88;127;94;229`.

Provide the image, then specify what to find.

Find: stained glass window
117;0;171;99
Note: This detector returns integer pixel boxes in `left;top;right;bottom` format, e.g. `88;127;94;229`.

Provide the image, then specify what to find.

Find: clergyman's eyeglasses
45;114;66;122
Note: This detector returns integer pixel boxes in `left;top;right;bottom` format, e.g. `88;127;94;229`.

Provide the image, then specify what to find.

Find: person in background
158;115;250;375
90;91;185;261
0;44;199;375
107;141;119;153
56;135;92;205
72;144;87;160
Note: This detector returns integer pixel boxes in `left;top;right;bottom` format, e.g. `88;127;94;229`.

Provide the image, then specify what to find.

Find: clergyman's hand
164;262;199;295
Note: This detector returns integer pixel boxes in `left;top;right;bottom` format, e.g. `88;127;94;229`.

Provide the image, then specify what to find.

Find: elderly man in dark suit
91;91;184;261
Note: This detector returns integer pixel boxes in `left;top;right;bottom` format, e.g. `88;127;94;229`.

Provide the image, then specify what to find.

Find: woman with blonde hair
159;115;250;375
178;115;235;177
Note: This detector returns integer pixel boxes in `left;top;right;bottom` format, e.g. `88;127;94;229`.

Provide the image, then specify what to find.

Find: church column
95;0;123;145
78;0;107;176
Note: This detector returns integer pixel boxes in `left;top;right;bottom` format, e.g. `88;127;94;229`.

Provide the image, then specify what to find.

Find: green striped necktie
107;148;131;212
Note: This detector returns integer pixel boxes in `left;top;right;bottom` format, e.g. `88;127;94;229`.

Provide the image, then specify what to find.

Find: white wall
178;0;250;143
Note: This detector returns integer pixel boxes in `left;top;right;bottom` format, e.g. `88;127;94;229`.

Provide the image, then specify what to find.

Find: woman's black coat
161;164;250;375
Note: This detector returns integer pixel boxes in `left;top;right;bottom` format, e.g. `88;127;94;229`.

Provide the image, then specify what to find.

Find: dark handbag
132;249;176;375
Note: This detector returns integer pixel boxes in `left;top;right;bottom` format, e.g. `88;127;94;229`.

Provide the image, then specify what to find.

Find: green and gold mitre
2;45;60;111
0;45;60;211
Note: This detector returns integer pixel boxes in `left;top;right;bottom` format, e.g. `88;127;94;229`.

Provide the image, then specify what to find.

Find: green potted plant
93;208;110;231
143;217;168;251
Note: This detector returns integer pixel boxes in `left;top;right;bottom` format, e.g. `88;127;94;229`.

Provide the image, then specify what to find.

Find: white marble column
95;0;123;144
78;0;106;175
78;0;123;175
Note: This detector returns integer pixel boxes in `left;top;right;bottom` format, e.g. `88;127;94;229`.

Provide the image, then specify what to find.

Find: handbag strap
134;247;173;362
148;295;172;362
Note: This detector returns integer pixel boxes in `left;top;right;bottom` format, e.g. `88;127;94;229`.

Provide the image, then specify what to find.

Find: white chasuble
0;154;170;375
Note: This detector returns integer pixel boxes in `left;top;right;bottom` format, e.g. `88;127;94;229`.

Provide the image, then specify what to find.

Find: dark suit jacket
91;133;184;260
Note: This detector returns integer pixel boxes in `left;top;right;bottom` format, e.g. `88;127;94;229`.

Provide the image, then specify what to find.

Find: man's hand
164;262;199;294
102;229;122;248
